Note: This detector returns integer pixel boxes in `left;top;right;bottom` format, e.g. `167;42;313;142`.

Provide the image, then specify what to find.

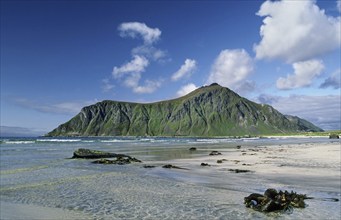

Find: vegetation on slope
47;84;323;137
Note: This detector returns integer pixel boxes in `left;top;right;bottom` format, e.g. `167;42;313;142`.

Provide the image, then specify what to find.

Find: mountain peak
47;84;322;137
208;82;220;87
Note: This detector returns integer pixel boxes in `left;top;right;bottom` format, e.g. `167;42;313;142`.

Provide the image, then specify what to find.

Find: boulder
162;164;189;170
228;169;252;173
92;156;141;165
189;147;197;151
209;151;222;156
200;163;210;166
72;148;118;159
143;165;156;168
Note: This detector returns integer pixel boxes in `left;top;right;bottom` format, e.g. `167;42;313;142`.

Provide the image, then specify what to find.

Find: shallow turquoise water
0;137;340;219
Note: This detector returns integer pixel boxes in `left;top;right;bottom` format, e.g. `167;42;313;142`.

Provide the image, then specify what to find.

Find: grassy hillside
47;84;323;137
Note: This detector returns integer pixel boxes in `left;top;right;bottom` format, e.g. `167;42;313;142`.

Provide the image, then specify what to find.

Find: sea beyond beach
0;136;340;220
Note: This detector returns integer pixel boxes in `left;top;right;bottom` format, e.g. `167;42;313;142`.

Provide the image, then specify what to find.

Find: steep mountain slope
47;84;323;136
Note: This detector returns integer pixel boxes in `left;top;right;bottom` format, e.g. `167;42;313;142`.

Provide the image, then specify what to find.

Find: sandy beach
1;137;340;219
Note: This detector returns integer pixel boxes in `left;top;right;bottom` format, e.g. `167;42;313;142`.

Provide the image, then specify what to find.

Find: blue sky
1;0;340;135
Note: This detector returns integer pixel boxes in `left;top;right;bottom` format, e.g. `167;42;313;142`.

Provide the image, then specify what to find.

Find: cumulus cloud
320;69;341;89
254;0;341;63
111;22;166;94
171;59;197;81
112;55;149;78
118;71;161;94
176;83;198;97
207;49;253;90
118;22;161;45
256;94;341;130
112;55;155;93
276;59;324;90
132;45;168;62
133;80;162;94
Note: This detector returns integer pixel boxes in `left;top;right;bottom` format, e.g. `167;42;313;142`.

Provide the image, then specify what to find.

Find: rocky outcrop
228;169;252;173
47;84;323;137
162;164;189;170
209;151;222;156
72;148;118;159
92;157;141;165
329;134;339;139
71;149;140;163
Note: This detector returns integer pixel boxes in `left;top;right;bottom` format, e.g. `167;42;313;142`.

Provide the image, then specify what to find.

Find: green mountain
46;83;323;137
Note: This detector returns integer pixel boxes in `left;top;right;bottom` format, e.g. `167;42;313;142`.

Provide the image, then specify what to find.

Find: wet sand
0;201;92;220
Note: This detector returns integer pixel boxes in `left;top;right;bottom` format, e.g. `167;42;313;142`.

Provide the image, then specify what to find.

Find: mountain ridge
46;83;323;137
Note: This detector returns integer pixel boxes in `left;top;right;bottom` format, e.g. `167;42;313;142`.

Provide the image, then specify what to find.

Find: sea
0;137;340;219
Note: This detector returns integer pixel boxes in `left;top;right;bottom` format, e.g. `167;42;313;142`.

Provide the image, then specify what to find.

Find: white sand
169;141;341;184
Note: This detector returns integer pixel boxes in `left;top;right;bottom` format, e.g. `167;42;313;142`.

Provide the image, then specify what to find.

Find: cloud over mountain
254;0;340;63
112;55;149;77
276;59;324;90
171;59;197;81
176;83;198;97
111;22;166;94
207;49;253;90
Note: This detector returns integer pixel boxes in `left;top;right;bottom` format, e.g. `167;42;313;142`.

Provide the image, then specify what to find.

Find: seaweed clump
244;189;308;213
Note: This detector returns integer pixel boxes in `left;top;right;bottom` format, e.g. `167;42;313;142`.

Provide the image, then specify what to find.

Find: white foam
36;139;81;142
3;141;35;144
100;139;135;143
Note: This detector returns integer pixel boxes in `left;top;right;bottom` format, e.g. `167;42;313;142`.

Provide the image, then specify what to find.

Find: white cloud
118;22;161;45
112;22;165;94
207;49;253;89
132;45;168;62
101;79;114;92
320;68;341;89
120;72;161;94
276;59;324;90
256;94;341;130
176;83;198;97
123;72;141;88
254;0;341;63
171;59;197;81
112;55;149;78
133;80;162;94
